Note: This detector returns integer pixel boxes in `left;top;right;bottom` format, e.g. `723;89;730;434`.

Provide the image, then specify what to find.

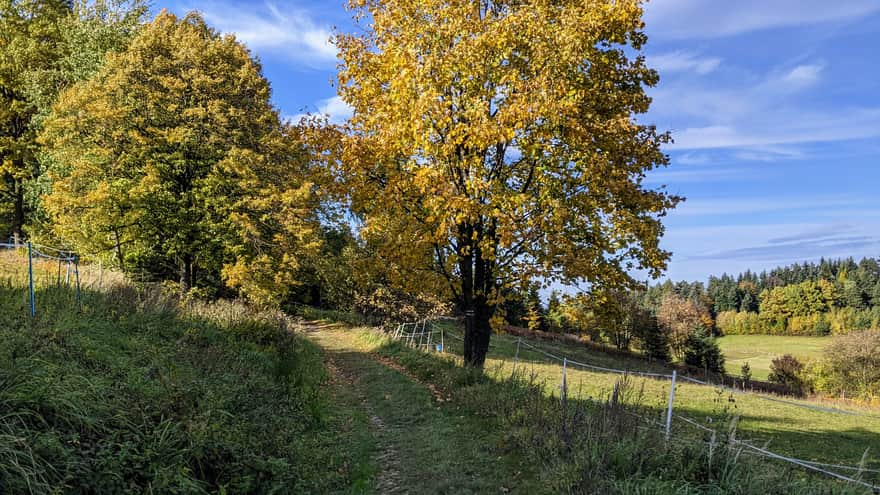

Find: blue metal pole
27;242;35;318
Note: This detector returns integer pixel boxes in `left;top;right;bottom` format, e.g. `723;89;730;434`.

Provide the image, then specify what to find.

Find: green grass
0;251;373;493
718;334;831;380
321;324;870;494
427;325;880;482
308;324;543;494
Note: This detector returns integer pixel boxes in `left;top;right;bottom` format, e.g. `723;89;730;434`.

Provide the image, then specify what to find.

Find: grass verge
0;256;372;493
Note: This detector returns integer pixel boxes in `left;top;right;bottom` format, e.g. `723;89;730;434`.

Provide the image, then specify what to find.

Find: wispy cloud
781;64;824;88
288;95;353;124
182;1;336;67
669;108;880;150
651;59;880;151
649;51;721;75
767;223;857;244
645;166;752;185
688;237;878;262
671;196;866;217
660;221;880;280
643;1;880;39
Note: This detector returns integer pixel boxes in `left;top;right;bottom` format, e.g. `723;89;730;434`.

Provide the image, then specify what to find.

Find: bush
740;362;752;388
768;354;808;395
682;325;725;374
818;331;880;400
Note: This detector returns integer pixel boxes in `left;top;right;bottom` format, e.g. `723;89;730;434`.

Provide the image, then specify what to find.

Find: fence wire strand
430;323;879;490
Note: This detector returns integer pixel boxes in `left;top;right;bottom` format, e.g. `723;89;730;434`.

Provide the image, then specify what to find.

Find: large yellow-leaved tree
336;0;681;366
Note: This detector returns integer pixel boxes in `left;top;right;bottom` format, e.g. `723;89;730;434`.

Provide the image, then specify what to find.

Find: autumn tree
41;11;319;297
657;294;711;359
336;0;680;366
0;0;145;242
0;0;70;242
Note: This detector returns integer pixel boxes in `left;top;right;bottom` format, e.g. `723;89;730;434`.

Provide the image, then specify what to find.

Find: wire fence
0;239;95;317
390;320;446;353
387;317;880;492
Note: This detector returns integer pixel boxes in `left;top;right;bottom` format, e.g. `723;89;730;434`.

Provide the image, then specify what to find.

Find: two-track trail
304;322;541;494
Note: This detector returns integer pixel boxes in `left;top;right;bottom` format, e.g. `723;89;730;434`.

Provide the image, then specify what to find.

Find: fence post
512;337;521;374
74;255;81;309
560;357;568;404
27;242;35;318
665;370;677;442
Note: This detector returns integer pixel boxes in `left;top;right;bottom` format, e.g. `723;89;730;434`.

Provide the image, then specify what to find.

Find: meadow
428;323;880;478
717;335;831;381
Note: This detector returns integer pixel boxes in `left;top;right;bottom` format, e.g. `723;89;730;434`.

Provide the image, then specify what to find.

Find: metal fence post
27;242;35;318
665;370;677;442
560;357;568;403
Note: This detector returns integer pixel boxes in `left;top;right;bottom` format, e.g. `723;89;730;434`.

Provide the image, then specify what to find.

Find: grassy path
305;322;542;494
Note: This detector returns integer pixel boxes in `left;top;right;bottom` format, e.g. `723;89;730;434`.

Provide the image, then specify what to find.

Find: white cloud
781;64;824;88
649;51;721;75
317;96;353;123
185;1;337;67
649;58;880;151
288;95;353;124
668;108;880;150
643;0;880;39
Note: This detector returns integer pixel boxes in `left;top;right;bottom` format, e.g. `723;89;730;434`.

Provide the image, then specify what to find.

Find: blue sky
162;0;880;282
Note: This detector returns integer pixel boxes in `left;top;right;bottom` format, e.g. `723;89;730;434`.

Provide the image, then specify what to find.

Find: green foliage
740;361;752;385
683;325;725;374
0;0;146;242
768;354;808;395
39;11;323;301
818;331;880;400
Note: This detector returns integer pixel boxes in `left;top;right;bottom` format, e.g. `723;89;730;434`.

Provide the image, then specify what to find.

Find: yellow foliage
335;0;680;333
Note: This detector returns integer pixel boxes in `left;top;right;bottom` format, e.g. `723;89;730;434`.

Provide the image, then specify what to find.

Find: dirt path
304;323;539;495
323;352;405;494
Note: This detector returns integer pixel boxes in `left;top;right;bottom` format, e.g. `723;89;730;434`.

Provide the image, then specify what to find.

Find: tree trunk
179;254;194;293
113;228;126;272
459;222;497;368
463;300;493;367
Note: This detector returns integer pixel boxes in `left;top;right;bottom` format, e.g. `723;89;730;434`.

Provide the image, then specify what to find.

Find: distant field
717;335;830;381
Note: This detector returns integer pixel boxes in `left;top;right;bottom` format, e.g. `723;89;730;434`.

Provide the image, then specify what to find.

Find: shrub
819;331;880;400
682;325;725;374
768;354;807;395
740;362;752;388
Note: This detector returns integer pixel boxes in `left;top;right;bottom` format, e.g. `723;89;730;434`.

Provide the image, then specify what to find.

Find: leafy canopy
336;0;680;364
40;10;322;301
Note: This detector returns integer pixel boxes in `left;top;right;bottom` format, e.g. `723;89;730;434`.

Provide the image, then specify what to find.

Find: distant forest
510;257;880;340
